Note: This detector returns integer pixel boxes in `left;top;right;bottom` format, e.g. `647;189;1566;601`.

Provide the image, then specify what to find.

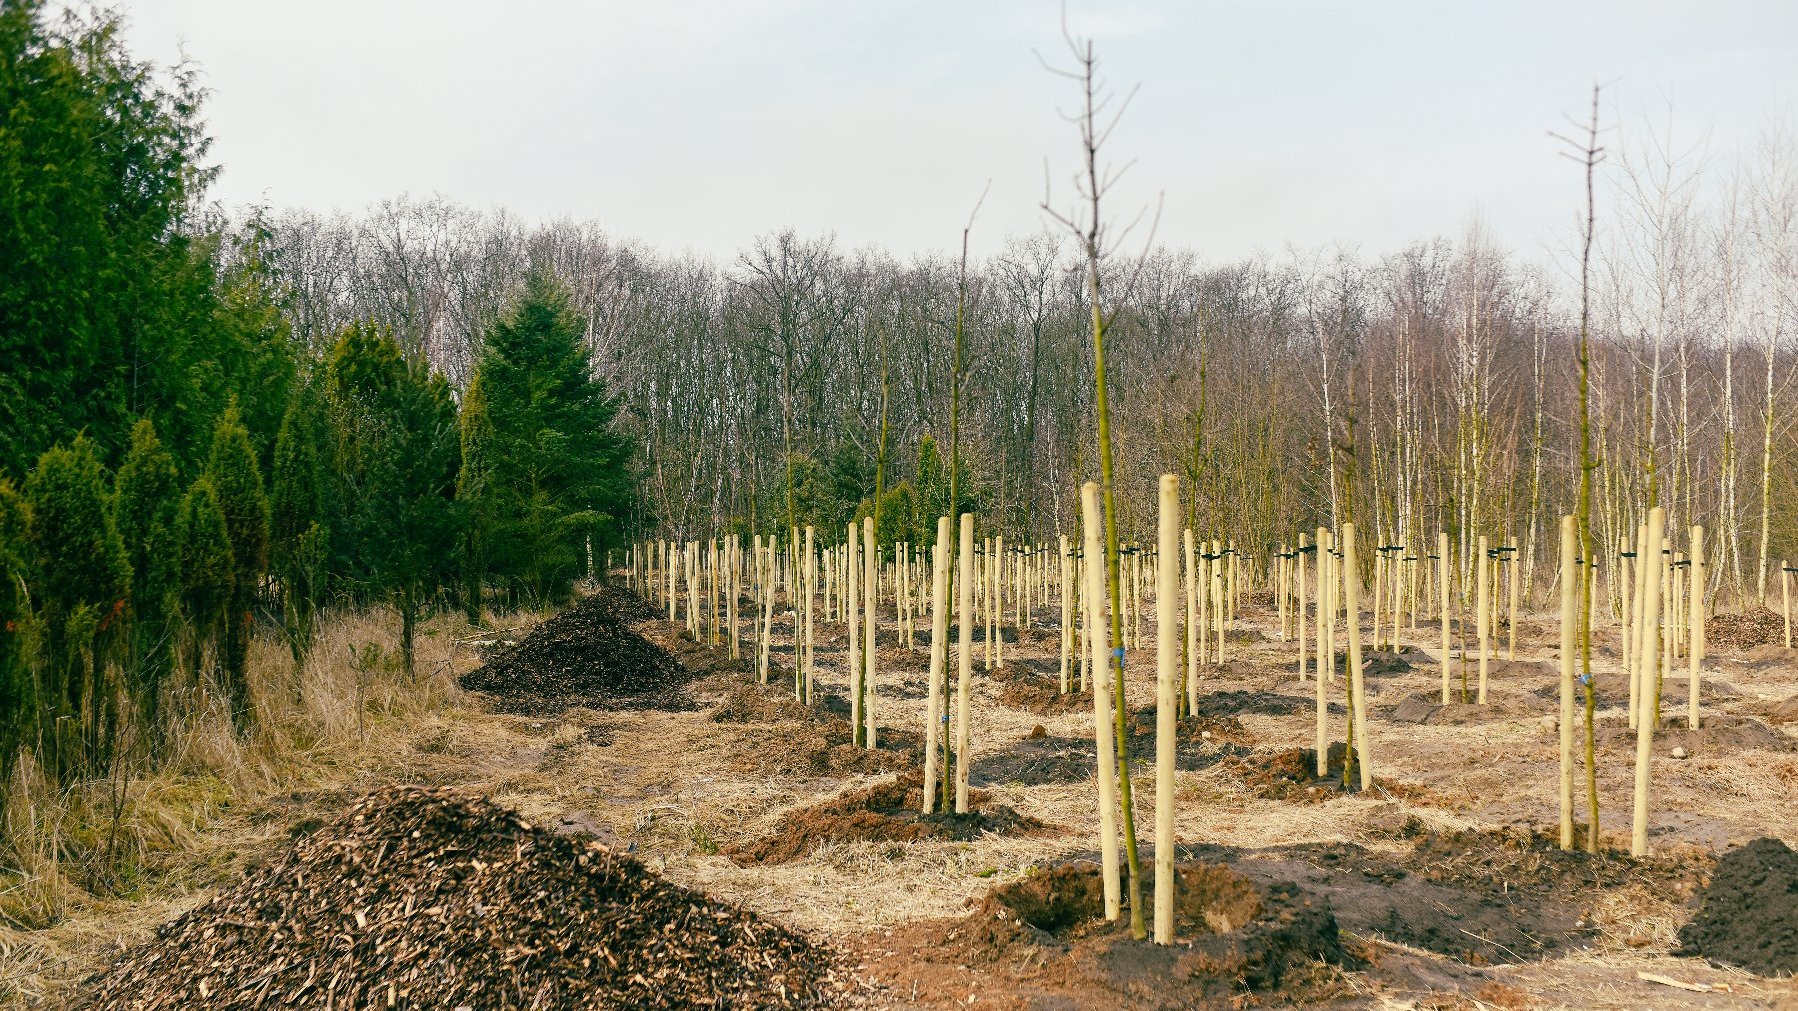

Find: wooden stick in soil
1439;531;1451;705
863;516;879;749
729;535;740;660
1632;506;1666;857
1296;533;1309;681
1081;483;1121;919
1629;521;1649;730
1476;533;1490;704
1508;536;1521;661
955;512;975;814
1315;526;1330;777
1785;559;1792;649
847;522;862;743
1344;522;1373;790
804;527;815;704
922;516;951;814
1558;514;1578;851
1183;527;1199;714
1689;525;1703;729
1154;474;1179;944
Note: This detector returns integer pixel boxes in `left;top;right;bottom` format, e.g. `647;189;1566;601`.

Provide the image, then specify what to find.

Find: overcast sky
116;1;1798;265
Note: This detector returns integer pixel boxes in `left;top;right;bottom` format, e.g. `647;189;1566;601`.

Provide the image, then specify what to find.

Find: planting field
77;577;1798;1009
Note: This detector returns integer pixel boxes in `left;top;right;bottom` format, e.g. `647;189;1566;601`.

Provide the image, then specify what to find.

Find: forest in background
251;115;1797;605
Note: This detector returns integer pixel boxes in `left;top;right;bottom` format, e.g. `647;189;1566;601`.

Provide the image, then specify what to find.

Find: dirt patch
1759;696;1798;725
1402;824;1709;908
711;681;815;723
1594;713;1796;755
991;663;1092;715
970;732;1097;787
1191;689;1323;718
460;587;696;715
731;772;1047;865
947;861;1349;1003
1386;692;1546;725
79;786;843;1009
717;683;923;776
1676;836;1798;976
1707;608;1786;651
1226;744;1362;803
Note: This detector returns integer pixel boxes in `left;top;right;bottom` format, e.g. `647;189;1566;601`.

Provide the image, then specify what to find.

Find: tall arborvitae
375;361;461;677
270;385;329;664
0;480;32;789
24;436;131;780
174;478;234;689
114;418;182;736
473;272;634;604
204;404;269;728
457;372;493;624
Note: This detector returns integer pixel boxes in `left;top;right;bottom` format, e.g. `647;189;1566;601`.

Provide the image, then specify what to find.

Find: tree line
0;2;635;790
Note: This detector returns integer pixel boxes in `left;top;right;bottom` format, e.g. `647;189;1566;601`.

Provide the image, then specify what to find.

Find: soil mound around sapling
731;772;1047;865
1707;608;1786;651
990;662;1091;715
970;732;1096;787
717;683;922;776
1119;705;1257;770
1676;837;1798;976
461;589;695;715
1386;691;1544;725
1594;712;1796;755
1227;744;1359;802
1191;689;1320;718
966;862;1347;999
80;786;843;1010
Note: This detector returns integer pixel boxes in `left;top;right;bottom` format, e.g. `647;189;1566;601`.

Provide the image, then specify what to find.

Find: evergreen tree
473;273;634;603
0;480;33;790
23;436;131;779
173;478;233;689
204;404;269;727
270;383;328;664
457;373;493;625
114;418;182;734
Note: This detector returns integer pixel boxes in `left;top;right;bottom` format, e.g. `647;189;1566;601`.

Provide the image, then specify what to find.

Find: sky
114;1;1798;266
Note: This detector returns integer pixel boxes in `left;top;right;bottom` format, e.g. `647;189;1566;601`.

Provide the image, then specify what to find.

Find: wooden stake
1632;506;1666;857
1439;531;1451;705
1315;526;1330;777
955;513;975;814
1629;522;1650;730
1688;525;1703;730
1154;475;1179;945
803;527;815;704
863;516;878;749
847;524;862;742
1296;534;1309;681
1183;528;1199;714
1344;522;1373;790
1476;534;1490;705
1507;536;1521;661
1558;515;1577;851
922;516;951;814
1081;485;1120;919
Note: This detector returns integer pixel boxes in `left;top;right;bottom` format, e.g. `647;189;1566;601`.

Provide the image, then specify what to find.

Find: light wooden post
983;538;995;672
1059;534;1073;693
1784;561;1792;648
847;523;862;744
955;514;976;814
1344;522;1372;790
1438;533;1451;704
1315;526;1330;776
1476;535;1490;704
1507;536;1521;661
759;540;776;686
728;536;740;659
1371;546;1385;652
1629;522;1650;730
1558;515;1577;851
863;516;879;749
1632;507;1666;857
667;540;678;623
1211;539;1225;664
803;527;815;704
995;534;1006;670
1296;534;1309;681
1154;475;1179;945
1689;525;1703;729
1081;485;1120;919
1183;528;1199;713
1619;538;1633;680
922;517;951;814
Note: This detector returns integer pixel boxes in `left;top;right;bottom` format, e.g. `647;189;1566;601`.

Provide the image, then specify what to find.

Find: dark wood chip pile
460;586;695;714
80;786;846;1010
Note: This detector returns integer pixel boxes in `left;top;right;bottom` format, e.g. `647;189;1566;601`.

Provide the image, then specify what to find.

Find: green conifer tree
0;480;34;789
204;404;269;727
270;385;329;665
24;436;131;779
115;418;182;736
174;478;234;690
457;372;493;625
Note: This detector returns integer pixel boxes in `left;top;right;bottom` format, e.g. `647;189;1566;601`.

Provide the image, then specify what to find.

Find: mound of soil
1386;692;1544;725
1707;608;1786;651
1121;705;1257;762
1359;648;1412;676
1226;744;1361;803
1676;837;1798;976
991;663;1092;715
1191;689;1320;718
717;683;922;776
970;732;1096;787
461;589;695;715
80;786;842;1010
969;861;1347;998
1759;696;1798;725
1594;713;1796;755
731;772;1046;865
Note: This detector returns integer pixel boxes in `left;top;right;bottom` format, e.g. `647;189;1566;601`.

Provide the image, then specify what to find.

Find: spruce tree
174;478;234;689
204;404;269;727
474;272;635;603
115;418;182;735
24;436;131;779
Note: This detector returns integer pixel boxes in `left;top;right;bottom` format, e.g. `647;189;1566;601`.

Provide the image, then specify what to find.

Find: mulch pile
460;586;695;714
1706;608;1786;651
1677;836;1798;976
80;786;845;1010
731;772;1047;865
